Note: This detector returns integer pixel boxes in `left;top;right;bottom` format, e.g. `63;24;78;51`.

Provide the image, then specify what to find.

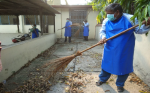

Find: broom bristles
41;55;76;80
46;58;75;80
73;29;80;37
73;23;83;37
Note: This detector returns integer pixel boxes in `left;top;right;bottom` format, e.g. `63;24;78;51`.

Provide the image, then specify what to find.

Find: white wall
48;25;54;33
0;15;24;33
133;33;150;86
0;34;57;82
61;8;69;38
47;0;61;5
55;8;69;38
0;25;19;33
54;8;99;39
95;25;101;41
0;15;55;34
87;9;99;39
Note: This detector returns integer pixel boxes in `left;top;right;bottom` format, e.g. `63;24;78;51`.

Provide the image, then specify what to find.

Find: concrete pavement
3;38;150;93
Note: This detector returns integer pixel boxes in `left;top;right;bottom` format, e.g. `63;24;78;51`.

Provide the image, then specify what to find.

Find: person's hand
97;37;106;44
146;17;150;26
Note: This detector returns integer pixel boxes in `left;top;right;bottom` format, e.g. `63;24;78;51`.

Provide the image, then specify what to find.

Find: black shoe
96;80;105;86
117;86;124;92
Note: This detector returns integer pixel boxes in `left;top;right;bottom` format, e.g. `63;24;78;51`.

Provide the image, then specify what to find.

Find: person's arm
63;22;67;28
134;17;150;34
84;23;89;27
29;28;34;33
100;19;108;39
37;28;41;33
69;21;72;27
98;19;108;44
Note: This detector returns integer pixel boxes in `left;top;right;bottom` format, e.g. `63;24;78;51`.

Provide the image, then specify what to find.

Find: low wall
0;34;57;82
95;25;150;86
0;33;25;45
133;34;150;86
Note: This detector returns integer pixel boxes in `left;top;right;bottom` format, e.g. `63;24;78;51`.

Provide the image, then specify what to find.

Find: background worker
97;3;150;92
83;20;89;41
29;24;41;39
64;18;72;43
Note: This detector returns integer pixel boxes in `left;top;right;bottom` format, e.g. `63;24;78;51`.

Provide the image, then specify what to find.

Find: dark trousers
65;37;71;42
99;69;129;87
84;36;88;41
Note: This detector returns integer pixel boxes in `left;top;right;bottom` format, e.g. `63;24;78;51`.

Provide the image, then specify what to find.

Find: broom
42;20;146;80
57;23;81;31
73;9;92;37
26;16;39;37
73;23;82;37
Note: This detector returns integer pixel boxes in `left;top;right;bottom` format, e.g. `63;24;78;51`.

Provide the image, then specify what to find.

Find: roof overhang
0;0;60;15
51;5;92;8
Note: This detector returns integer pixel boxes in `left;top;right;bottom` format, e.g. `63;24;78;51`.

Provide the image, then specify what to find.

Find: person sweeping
96;3;150;92
64;18;72;43
29;24;41;39
83;20;89;41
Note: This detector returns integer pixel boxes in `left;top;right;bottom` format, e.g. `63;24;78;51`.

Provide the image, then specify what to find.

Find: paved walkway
47;38;150;93
3;38;150;93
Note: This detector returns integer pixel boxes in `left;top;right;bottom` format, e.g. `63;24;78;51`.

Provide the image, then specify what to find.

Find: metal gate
69;9;87;37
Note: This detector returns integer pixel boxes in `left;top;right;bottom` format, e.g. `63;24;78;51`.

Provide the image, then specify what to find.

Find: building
0;0;59;45
0;0;99;41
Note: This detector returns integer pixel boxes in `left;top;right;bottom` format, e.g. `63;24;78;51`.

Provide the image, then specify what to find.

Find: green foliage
90;0;150;35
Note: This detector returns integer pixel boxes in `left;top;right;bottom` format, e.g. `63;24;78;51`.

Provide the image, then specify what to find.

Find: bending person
29;24;41;39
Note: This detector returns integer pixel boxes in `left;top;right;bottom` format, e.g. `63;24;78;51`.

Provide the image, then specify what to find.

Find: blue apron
83;25;89;36
102;16;135;75
64;21;71;37
32;29;39;39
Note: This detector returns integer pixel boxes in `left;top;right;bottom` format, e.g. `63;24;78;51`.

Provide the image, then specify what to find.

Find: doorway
69;9;87;38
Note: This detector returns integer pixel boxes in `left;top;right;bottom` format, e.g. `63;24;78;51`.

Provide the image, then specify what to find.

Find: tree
89;0;150;35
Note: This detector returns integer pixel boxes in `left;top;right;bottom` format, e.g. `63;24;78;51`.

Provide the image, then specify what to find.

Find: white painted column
19;15;25;33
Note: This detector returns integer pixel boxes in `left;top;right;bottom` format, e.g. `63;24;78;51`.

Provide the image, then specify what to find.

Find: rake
42;21;146;81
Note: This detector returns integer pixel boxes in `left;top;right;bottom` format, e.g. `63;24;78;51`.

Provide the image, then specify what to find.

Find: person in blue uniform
64;18;72;43
97;3;150;92
29;24;41;39
83;20;89;41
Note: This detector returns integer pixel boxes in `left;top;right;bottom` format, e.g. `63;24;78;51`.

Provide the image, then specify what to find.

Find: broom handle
80;20;146;53
26;16;39;37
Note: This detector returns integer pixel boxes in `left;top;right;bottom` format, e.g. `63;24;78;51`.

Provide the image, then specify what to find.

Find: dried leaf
105;90;110;92
110;79;114;81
